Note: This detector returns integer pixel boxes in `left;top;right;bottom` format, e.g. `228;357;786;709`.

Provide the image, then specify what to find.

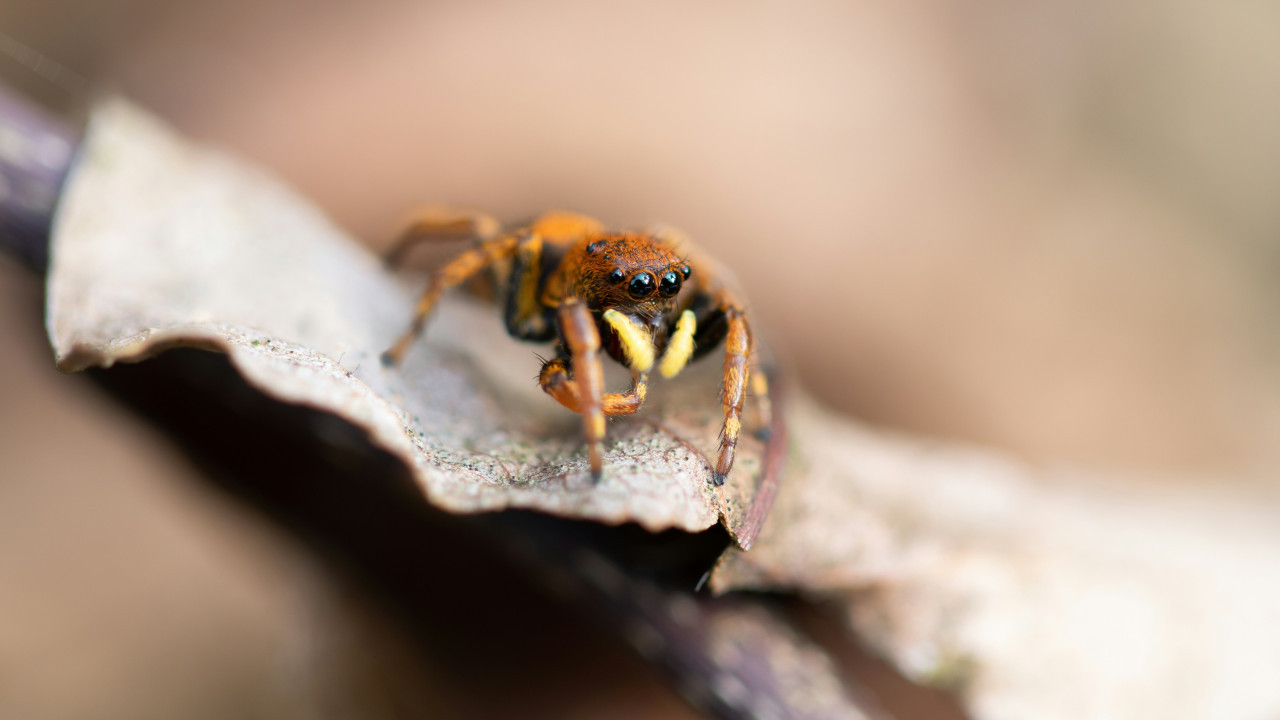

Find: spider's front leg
553;299;607;482
540;359;648;417
539;307;657;418
713;304;751;486
664;282;760;486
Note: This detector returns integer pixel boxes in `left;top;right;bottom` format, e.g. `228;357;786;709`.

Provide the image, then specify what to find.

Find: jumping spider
381;209;770;486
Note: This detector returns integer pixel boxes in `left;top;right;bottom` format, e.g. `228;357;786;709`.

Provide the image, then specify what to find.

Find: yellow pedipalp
603;309;655;372
658;309;697;378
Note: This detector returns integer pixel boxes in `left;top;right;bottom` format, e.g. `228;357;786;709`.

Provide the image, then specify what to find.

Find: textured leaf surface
711;397;1280;720
47;99;765;540
46;98;1280;720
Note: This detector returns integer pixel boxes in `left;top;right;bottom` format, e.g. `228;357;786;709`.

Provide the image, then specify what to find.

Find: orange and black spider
381;209;770;486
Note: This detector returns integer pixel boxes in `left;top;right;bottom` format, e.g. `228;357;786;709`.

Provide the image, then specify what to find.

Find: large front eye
659;270;682;298
628;272;656;299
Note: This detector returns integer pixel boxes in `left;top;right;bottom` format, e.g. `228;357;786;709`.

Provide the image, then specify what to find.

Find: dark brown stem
0;81;79;272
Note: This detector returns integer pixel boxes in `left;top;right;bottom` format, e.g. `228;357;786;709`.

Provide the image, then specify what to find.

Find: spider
380;209;770;486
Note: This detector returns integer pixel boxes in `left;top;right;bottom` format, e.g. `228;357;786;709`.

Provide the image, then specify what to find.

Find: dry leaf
48;98;770;543
47;98;1280;720
711;396;1280;720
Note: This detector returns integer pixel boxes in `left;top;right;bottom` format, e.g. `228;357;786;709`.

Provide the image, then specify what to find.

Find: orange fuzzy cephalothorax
544;233;689;319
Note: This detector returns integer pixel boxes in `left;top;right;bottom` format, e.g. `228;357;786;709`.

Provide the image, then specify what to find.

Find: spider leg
540;358;648;416
384;207;501;268
675;255;765;484
556;299;607;482
538;309;656;416
748;354;773;434
382;234;519;366
536;308;657;417
714;305;751;486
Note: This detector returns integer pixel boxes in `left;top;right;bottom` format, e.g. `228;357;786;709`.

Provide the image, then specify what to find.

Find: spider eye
659;270;682;298
628;272;656;299
608;268;626;284
680;265;691;280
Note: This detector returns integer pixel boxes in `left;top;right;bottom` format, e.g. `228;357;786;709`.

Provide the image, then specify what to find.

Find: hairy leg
384;207;501;268
748;354;773;434
714;305;751;486
557;299;607;482
540;359;649;416
382;234;518;366
679;282;761;485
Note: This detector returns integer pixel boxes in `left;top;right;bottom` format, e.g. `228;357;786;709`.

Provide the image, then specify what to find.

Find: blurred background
2;0;1278;717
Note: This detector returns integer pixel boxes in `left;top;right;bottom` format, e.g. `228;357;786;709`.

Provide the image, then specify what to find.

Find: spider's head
577;233;690;318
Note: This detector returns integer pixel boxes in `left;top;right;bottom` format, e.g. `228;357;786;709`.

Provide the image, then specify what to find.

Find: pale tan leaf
712;396;1280;720
47;98;768;542
48;97;1280;720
